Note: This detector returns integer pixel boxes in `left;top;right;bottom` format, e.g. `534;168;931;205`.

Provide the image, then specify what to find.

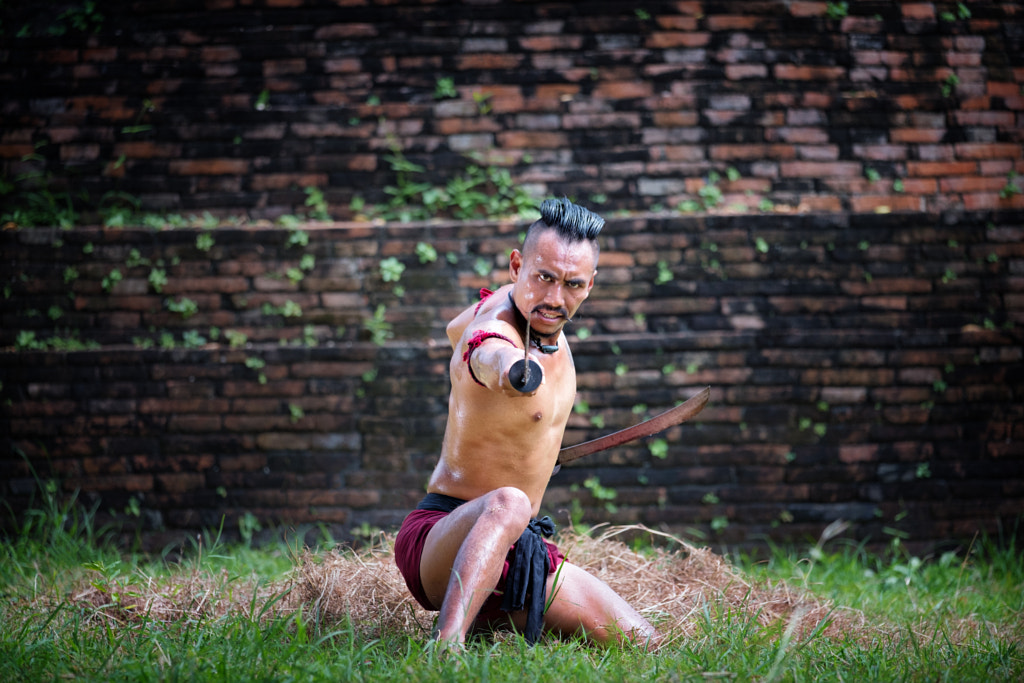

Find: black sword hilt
508;358;543;393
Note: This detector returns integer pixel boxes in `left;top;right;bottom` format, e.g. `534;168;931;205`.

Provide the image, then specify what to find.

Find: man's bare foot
424;637;466;662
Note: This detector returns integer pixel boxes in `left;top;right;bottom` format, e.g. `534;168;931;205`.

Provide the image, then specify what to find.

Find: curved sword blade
557;386;710;467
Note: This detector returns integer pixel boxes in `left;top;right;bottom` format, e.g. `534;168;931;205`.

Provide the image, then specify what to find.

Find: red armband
463;329;516;387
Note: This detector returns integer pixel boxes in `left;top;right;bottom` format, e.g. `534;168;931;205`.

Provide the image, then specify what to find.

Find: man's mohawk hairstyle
538;197;604;241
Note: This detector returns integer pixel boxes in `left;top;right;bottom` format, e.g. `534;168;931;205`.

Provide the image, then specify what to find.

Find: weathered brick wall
2;1;1023;219
2;211;1022;551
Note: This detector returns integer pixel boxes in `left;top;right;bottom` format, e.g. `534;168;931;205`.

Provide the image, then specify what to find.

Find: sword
553;386;711;473
508;305;543;393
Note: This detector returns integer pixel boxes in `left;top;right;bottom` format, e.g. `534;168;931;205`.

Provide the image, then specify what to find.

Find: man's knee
480;486;532;530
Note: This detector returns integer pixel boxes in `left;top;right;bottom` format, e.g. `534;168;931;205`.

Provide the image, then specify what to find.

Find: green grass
2;488;1021;682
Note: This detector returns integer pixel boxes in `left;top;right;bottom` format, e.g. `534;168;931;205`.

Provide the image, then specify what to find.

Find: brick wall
2;1;1023;219
2;211;1022;552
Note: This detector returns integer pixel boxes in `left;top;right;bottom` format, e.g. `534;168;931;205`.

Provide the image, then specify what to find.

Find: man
394;197;660;650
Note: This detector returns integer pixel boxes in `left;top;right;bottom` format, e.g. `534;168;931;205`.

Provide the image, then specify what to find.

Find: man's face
509;229;597;337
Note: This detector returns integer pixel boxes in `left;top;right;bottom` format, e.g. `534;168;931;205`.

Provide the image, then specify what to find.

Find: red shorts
394;507;565;621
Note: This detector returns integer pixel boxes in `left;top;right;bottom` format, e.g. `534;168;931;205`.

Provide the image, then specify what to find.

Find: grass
1;487;1021;682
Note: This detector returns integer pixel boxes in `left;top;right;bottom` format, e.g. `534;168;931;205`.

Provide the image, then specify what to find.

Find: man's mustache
531;305;569;320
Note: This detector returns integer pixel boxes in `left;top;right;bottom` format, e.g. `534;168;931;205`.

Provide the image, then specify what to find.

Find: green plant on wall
677;171;730;213
999;171;1021;199
940;2;971;21
196;232;215;252
304;187;330;221
101;269;122;293
472;91;493;115
166;297;198;319
379;257;405;284
5;0;105;37
148;268;167;293
415;241;438;264
364;304;393;346
353;147;537;223
825;2;848;19
99;191;141;228
940;73;960;97
433;77;458;100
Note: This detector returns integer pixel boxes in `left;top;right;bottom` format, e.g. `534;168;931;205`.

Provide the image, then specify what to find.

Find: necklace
508;293;560;354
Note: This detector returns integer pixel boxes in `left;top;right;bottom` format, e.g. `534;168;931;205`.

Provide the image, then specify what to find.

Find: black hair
523;197;604;259
533;196;604;241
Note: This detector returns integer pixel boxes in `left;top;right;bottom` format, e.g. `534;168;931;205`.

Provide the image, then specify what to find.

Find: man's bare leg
538;561;662;650
418;486;532;645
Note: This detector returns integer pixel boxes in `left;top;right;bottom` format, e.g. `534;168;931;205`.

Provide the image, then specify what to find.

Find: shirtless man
394;197;659;650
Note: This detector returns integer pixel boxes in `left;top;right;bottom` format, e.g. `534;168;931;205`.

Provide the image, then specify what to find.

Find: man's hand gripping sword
508;309;543;393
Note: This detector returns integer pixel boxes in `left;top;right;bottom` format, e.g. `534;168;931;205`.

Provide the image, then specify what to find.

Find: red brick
593;81;654;100
646;32;709;49
140;398;231;414
939;176;1007;193
884;405;931;424
455;53;524;70
562;112;641;129
201;46;240;62
65;475;153;492
706;15;773;31
257;433;312;450
496;130;569;148
849;195;924;213
774;64;846;81
519;35;585;51
966;192;1024;210
314;23;378;40
839;445;878;464
954;143;1021;160
291;122;373;138
169;415;223;432
250;173;328;191
801;368;896;386
156;473;205;493
795;195;843;212
726;64;768;79
169;159;250;175
771;128;830;144
781;161;863;178
263;59;306;78
853;144;908;161
60;144;101;162
901;3;936;20
890;128;946;143
789;2;826;18
840;277;933;295
908;161;978;177
953;110;1015;127
114;141;182;159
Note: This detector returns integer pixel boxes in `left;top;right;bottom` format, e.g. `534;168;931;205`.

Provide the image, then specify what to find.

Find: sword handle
508;358;543;393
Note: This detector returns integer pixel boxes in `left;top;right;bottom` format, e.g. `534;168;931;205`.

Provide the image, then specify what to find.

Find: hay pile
72;525;861;644
72;566;298;625
293;524;861;643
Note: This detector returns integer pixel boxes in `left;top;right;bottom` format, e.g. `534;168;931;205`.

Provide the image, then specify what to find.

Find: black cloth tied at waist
415;492;557;645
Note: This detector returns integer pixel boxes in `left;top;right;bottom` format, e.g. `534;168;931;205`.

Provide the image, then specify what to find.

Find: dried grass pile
69;525;862;645
294;524;863;643
71;567;301;625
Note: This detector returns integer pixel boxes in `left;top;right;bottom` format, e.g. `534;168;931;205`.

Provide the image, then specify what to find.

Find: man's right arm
463;325;541;398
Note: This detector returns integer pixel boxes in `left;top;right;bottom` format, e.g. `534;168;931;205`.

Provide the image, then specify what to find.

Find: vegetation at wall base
2;483;1021;682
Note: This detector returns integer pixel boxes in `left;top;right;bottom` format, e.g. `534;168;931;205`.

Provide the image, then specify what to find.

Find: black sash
414;493;556;645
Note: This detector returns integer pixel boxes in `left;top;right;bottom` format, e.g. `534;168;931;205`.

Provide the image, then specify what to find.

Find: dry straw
72;524;864;646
